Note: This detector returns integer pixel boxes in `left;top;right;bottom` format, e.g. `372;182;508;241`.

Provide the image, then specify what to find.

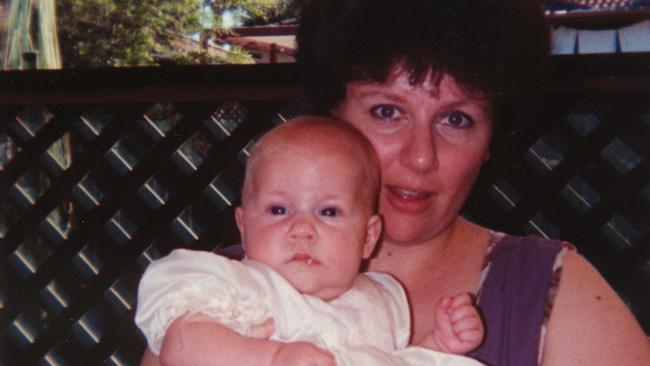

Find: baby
135;116;484;366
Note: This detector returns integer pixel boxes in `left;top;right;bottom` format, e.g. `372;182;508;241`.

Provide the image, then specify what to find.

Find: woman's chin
382;213;457;246
383;224;434;246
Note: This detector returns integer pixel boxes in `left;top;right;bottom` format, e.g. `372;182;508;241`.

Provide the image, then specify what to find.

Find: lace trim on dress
146;281;270;354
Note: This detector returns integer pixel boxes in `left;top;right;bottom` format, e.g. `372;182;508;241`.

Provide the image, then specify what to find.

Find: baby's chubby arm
159;314;334;366
159;314;278;366
417;293;484;355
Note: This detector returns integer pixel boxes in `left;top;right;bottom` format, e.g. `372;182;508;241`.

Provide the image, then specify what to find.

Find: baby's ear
235;207;245;243
363;214;382;259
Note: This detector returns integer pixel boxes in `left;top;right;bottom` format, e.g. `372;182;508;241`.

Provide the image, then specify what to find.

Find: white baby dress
135;249;483;366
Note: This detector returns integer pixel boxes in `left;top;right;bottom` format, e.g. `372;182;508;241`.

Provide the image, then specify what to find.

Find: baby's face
236;143;380;301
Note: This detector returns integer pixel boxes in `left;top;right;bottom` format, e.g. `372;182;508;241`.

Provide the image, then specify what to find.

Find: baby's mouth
290;253;320;265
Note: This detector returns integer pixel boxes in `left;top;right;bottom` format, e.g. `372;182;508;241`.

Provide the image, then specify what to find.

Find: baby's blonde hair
241;115;381;212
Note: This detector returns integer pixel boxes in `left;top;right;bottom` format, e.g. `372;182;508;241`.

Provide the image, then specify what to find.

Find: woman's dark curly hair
296;0;550;130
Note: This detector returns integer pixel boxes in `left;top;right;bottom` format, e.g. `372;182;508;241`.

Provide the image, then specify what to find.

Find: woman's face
332;68;493;245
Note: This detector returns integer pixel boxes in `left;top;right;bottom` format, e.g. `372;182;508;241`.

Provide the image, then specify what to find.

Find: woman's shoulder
542;249;650;365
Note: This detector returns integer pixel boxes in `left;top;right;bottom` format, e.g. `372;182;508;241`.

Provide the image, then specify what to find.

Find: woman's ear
363;214;383;259
235;207;246;246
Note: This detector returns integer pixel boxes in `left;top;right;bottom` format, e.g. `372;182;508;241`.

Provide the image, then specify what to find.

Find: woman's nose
288;216;316;242
400;125;437;173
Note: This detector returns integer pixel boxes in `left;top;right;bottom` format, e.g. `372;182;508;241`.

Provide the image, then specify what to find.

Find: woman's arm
542;251;650;365
154;315;335;366
157;316;281;366
140;349;161;366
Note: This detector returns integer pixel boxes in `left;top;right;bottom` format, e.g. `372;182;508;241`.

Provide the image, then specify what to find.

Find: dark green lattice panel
464;92;650;327
0;99;312;365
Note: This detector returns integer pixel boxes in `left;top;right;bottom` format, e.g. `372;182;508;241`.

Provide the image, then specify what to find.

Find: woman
141;0;649;365
295;0;649;365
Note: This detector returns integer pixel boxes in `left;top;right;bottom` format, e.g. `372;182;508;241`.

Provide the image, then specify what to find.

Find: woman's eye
270;206;287;215
320;207;338;217
441;111;473;129
371;105;402;120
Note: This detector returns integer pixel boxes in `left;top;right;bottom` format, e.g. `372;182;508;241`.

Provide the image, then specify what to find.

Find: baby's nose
288;216;316;242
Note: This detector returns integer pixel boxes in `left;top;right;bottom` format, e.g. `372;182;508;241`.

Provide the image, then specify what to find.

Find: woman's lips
385;186;433;213
289;253;320;265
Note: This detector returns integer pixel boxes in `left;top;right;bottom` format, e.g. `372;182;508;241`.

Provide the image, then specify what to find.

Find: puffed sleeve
134;249;271;355
363;272;412;350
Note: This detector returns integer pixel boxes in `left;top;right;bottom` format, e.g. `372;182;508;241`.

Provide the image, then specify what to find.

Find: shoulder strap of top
468;234;566;366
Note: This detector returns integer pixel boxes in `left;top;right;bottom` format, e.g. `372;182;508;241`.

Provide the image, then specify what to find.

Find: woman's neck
368;218;489;287
368;217;491;344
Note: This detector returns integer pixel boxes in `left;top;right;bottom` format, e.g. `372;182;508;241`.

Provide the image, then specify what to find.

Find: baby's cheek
339;257;364;278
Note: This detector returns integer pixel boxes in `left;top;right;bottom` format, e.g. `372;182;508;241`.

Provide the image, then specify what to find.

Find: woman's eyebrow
354;89;404;103
443;99;482;109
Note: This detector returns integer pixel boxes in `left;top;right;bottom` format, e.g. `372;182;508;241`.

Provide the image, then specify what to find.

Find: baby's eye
441;110;473;129
319;207;338;217
270;206;287;215
371;105;403;121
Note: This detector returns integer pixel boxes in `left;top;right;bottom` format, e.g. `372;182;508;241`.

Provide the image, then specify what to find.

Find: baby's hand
419;293;484;355
270;341;336;366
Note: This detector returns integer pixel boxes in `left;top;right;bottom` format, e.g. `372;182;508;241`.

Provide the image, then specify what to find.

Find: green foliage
55;0;287;67
164;45;253;65
200;0;295;48
203;0;279;22
57;0;202;67
244;0;304;25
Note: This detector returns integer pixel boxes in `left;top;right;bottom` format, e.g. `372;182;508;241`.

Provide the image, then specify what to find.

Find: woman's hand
270;341;336;366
